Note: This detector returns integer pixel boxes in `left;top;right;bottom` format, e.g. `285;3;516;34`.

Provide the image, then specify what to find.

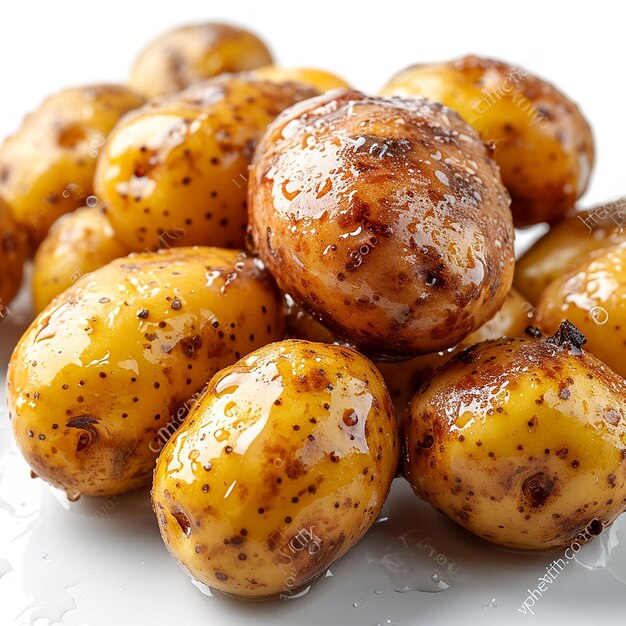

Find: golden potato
0;85;145;245
515;200;626;304
381;56;594;227
254;66;350;92
95;76;317;252
32;207;129;313
536;242;626;380
129;22;273;98
7;247;285;497
249;90;515;358
404;322;626;550
0;195;27;313
152;339;398;597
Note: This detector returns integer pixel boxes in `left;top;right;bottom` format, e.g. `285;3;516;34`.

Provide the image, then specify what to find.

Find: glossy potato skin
0;85;145;245
129;22;273;98
32;207;129;313
249;90;515;358
152;340;399;597
515;203;626;304
95;76;317;252
537;242;626;380
254;66;350;92
381;56;594;227
7;247;285;497
0;196;27;311
404;327;626;550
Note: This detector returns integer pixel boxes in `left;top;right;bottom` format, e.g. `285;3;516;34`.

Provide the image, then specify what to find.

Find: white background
1;2;626;625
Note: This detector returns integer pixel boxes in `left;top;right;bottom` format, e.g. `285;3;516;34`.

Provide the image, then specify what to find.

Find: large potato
152;340;399;597
0;195;27;313
515;200;626;304
381;56;594;227
95;76;317;252
536;242;626;380
404;322;626;550
253;66;350;92
249;90;515;358
32;207;129;313
0;85;145;244
130;22;273;98
7;247;284;497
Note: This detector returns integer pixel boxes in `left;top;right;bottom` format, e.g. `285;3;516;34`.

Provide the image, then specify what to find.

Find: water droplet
85;195;99;208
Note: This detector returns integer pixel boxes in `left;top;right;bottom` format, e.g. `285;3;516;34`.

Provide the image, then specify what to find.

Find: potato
515;201;626;304
249;90;515;358
95;76;318;252
7;247;285;497
129;22;273;98
32;207;129;313
0;85;145;245
0;195;27;313
254;66;350;92
381;56;594;227
152;339;399;597
536;242;626;380
403;321;626;550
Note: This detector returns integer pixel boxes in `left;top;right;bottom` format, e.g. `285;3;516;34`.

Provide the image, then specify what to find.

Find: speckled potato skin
403;325;626;550
32;207;129;313
254;66;350;92
381;56;594;227
129;22;273;98
0;85;145;245
152;340;399;598
515;202;626;304
249;90;515;358
95;76;317;252
0;196;27;311
536;243;626;380
7;247;285;497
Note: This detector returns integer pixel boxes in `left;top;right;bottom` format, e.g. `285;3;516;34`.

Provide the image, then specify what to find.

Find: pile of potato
2;20;626;599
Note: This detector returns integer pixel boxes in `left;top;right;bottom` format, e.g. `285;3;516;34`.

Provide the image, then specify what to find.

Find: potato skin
249;90;514;358
381;56;594;227
254;66;350;92
0;85;145;245
536;242;626;380
514;202;626;304
0;195;27;311
95;76;317;252
129;22;273;98
403;325;626;550
152;339;398;598
7;247;285;497
32;207;129;313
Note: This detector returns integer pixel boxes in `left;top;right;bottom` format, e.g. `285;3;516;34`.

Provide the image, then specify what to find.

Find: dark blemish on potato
215;572;228;581
172;509;192;537
555;448;569;459
524;326;542;338
546;320;586;354
603;408;621;427
522;472;554;508
608;473;617;486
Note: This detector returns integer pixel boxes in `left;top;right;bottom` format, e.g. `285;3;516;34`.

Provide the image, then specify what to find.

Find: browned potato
536;242;626;380
32;207;129;313
249;90;515;358
0;85;145;245
0;195;27;313
515;200;626;304
381;56;594;227
129;22;273;98
95;76;317;252
404;322;626;550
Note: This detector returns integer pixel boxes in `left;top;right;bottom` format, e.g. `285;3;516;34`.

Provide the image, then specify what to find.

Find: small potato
381;56;594;227
515;201;626;304
254;66;350;92
32;207;129;313
95;76;317;252
129;22;273;98
537;242;626;380
0;85;145;245
404;322;626;550
7;247;285;497
0;195;27;312
152;340;399;598
249;90;515;358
